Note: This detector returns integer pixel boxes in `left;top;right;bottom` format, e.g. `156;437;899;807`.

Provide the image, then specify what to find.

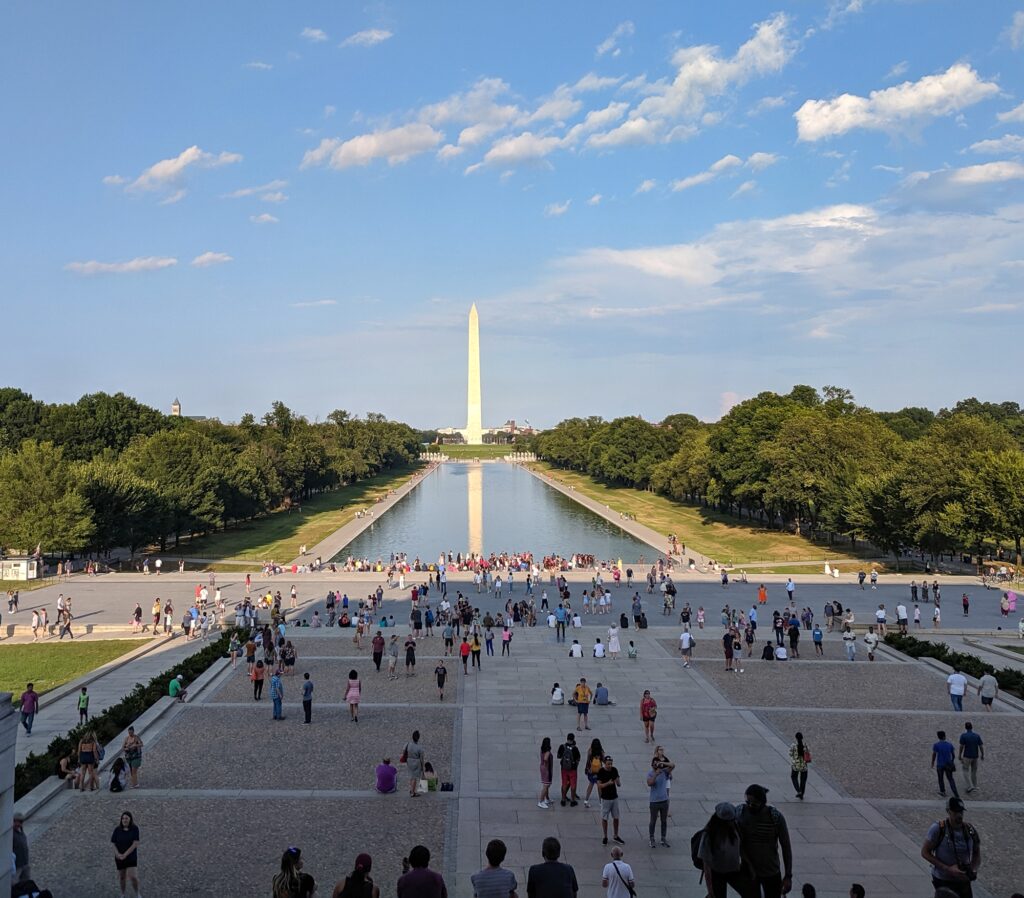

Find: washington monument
462;303;483;445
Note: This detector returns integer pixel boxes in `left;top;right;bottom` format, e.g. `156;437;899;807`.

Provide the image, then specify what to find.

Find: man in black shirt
596;756;624;845
527;837;578;898
735;784;793;898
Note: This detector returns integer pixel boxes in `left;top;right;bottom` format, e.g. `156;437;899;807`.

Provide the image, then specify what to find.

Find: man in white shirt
679;631;694;668
947;668;968;712
977;672;999;711
863;626;879;661
895;603;908;634
593;639;606;659
774;645;788;660
601;846;634;898
569;641;583;658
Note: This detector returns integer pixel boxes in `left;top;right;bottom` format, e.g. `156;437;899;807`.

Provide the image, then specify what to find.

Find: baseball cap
176;674;184;680
714;802;736;821
745;784;769;802
948;797;965;813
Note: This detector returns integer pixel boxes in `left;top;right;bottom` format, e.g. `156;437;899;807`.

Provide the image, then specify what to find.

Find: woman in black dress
111;811;140;897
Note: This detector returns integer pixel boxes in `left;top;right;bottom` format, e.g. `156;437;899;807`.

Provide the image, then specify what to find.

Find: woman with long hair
789;731;810;799
272;846;316;898
252;660;266;700
696;803;750;898
538;737;553;808
332;853;379;898
111;811;141;897
122;726;144;788
582;736;605;808
640;690;658;743
77;729;100;791
405;730;425;797
346;669;362;723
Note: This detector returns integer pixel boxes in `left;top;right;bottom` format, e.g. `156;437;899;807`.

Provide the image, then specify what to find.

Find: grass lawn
0;578;58;594
172;465;422;562
1;640;147;699
531;463;881;565
436;444;515;459
998;644;1024;656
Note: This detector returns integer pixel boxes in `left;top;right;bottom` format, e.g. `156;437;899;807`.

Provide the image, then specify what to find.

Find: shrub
15;631;238;799
883;633;1024;699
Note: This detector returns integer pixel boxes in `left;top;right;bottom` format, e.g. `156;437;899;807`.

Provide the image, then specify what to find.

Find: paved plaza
17;576;1021;898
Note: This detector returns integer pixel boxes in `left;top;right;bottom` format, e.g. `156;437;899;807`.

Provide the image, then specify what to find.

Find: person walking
640;690;657;743
932;730;960;799
958;722;984;794
538;737;553;809
471;633;483;669
601;846;635;898
252;660;266;700
842;624;857;661
78;729;100;791
371;631;385;672
346;668;362;722
557;733;581;807
271;668;285;720
789;732;810;800
596;755;624;845
460;636;471;674
607;623;621;660
112;811;141;898
583;737;605;808
472;840;518;898
526;837;578;898
77;686;90;724
697;803;752;898
863;626;879;662
122;726;144;788
646;752;674;848
405;634;417;677
387;634;400;680
947;668;968;712
735;784;793;898
301;672;313;724
722;628;736;671
434;660;448;701
19;682;38;736
405;730;425;797
573;679;592;731
976;672;998;711
921;797;981;898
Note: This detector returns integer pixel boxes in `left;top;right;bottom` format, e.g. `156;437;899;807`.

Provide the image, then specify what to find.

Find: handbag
611;861;637;898
400;744;408;764
803;749;812;763
648;708;657;720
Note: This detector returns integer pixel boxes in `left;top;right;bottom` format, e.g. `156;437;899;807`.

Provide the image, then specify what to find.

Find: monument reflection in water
335;462;654;563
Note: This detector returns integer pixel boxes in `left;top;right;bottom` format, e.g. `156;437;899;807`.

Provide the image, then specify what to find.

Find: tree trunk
1016;535;1022;571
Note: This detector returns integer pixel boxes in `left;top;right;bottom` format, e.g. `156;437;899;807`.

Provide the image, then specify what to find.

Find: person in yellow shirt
573;678;593;731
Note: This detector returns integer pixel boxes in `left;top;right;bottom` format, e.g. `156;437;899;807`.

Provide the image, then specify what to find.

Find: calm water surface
334;463;654;562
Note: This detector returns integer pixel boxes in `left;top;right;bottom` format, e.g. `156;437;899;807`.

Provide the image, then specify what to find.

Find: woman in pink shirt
346;669;361;723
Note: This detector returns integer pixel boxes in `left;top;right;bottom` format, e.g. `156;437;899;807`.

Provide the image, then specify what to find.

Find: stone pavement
20;580;1020;897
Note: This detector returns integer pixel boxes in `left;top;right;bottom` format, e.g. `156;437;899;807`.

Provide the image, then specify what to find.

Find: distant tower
463;303;483;445
171;398;181;417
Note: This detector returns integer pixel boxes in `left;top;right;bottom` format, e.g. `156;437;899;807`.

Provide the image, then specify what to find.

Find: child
78;687;90;724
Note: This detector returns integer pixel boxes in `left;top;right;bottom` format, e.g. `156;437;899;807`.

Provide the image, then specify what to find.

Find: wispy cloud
102;174;127;186
635;179;657;194
303;123;443;169
341;28;393;47
301;27;328;43
748;95;787;116
127;145;243;193
795;64;999;141
244;61;273;70
291;299;337;308
587;194;603;206
731;180;757;198
191;251;233;268
596;21;634;57
158;189;187;205
671;152;777;192
250;213;279;224
961;302;1018;314
260;191;288;203
1005;10;1024;49
66;256;177;275
997;102;1024;124
885;60;908;80
544;200;571;217
969;134;1024;154
224;179;288;199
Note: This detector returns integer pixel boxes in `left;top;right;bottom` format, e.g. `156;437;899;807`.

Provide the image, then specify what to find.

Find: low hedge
884;633;1024;699
15;631;237;799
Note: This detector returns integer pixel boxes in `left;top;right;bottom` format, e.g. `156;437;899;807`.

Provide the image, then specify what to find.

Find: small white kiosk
0;555;40;581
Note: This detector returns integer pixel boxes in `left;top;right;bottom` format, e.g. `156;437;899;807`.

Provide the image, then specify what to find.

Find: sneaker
538;802;548;809
561;799;567;807
570;801;578;807
649;838;656;848
938;791;947;797
583;800;590;808
661;840;671;848
613;836;625;845
602;838;608;845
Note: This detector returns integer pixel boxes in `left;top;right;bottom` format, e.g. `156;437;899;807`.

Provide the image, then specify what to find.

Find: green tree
78;456;163;555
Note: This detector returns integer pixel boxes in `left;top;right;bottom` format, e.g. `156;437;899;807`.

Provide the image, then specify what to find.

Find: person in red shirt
460;637;471;674
640;690;658;743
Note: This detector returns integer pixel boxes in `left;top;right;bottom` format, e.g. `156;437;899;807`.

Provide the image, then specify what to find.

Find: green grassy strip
1;640;147;699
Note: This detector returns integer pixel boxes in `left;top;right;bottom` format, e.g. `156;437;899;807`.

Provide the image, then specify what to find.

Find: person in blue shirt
958;722;984;793
932;730;960;798
646;753;675;848
812;625;824;657
554;605;567;643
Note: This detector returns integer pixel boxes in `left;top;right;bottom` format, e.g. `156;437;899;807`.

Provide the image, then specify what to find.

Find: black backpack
559;744;576;770
690;830;705;870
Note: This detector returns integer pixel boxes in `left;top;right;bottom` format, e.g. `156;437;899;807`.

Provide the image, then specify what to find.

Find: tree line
529;386;1024;568
0;389;421;557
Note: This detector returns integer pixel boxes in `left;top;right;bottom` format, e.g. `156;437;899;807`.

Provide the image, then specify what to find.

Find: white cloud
224;179;288;199
596;21;634;57
947;161;1024;185
158;189;187;205
250;213;279;224
731;180;757;198
795;64;999;141
66;256;177;275
102;174;126;186
301;27;328;43
588;194;603;205
323;105;336;119
998;102;1024;124
527;86;583;124
261;191;288;203
128;146;243;192
420;78;520;130
885;60;908;80
672;154;743;191
564;101;630;144
969;134;1024;154
748;95;787;116
191;251;233;268
544;200;571;217
1006;11;1024;49
437;144;464;160
635;179;657;194
245;61;273;70
573;73;623;93
587;116;663;148
746;151;780;171
482;131;564;167
291;299;337;308
820;0;865;32
341;28;393;48
873;164;903;173
826;159;852;188
961;302;1018;314
302;123;444;169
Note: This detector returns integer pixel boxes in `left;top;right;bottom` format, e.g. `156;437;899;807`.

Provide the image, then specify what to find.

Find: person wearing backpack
921;797;981;897
694;802;753;898
734;784;792;898
556;733;581;807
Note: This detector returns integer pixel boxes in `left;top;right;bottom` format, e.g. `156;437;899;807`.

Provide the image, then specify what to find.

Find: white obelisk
464;303;483;444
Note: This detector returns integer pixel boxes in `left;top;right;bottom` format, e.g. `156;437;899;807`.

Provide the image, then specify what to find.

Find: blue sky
2;2;1023;428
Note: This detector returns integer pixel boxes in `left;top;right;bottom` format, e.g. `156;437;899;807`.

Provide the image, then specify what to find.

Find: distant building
170;397;209;422
436;419;536;445
171;397;181;416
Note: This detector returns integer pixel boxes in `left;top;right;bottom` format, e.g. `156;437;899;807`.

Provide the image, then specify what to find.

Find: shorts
444;638;453;648
560;769;577;790
681;647;692;657
601;798;620;820
724;649;734;659
576;703;589;716
981;696;993;706
246;655;255;664
587;772;599;784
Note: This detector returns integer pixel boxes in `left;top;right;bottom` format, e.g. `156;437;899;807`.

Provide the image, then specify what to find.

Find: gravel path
141;705;456;789
762;710;1021;801
28;795;448;898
